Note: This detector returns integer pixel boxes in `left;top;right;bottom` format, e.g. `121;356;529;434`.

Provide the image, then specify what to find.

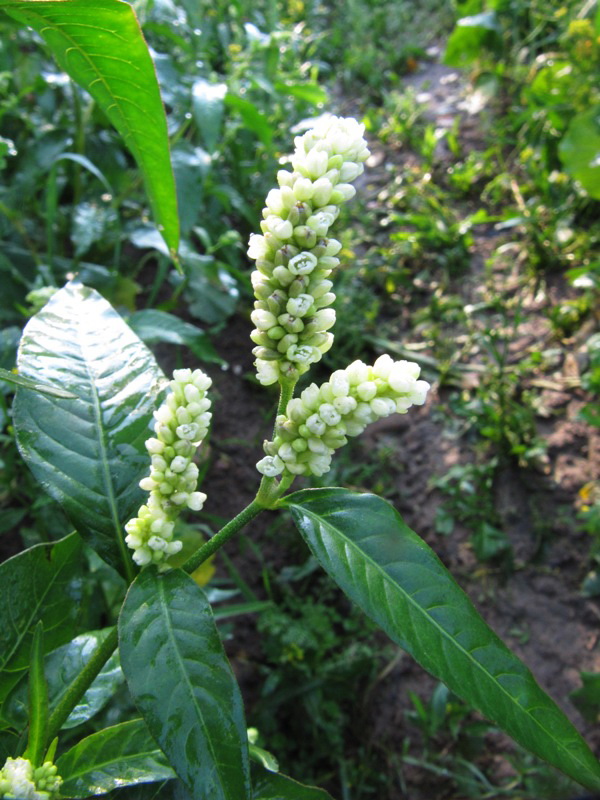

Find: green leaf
224;94;274;147
13;280;166;579
559;107;600;200
571;672;600;724
443;12;500;67
56;718;175;798
284;488;600;791
0;534;83;691
192;79;227;153
0;366;78;399
0;0;179;256
248;744;278;774
119;568;251;800
251;765;333;800
273;83;327;105
127;309;222;364
3;629;123;731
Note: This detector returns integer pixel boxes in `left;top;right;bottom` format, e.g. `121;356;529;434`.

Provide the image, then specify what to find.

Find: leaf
559;107;600;200
273;83;327;105
192;79;227;153
284;488;600;792
0;534;83;691
3;629;123;731
571;672;600;724
171;143;211;236
0;366;78;399
119;568;251;800
13;280;167;579
127;309;222;364
0;0;179;256
56;718;175;798
224;94;274;147
443;12;500;67
251;765;333;800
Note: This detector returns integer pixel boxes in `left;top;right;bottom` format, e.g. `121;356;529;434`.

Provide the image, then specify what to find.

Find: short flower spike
248;115;370;386
257;355;430;479
124;368;212;566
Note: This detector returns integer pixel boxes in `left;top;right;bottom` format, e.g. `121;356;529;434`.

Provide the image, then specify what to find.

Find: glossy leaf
104;779;192;799
56;718;175;798
252;765;333;800
285;488;600;791
13;280;166;579
127;309;222;364
0;534;83;693
559;107;600;200
0;0;179;256
119;568;251;800
3;629;123;731
0;367;77;399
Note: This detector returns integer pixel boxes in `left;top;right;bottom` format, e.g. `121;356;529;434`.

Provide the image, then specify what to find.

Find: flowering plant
2;114;600;800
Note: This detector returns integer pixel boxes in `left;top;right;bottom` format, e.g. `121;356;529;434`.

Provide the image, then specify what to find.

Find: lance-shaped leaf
252;764;334;800
13;281;166;580
56;718;175;798
0;0;179;256
0;534;83;697
285;488;600;792
119;568;251;800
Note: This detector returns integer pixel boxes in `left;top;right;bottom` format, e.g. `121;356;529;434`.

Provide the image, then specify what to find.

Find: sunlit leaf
13;280;166;579
0;0;179;255
285;488;600;791
559;107;600;200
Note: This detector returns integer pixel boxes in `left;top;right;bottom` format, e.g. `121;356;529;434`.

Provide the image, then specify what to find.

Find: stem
182;500;264;574
275;378;297;421
45;626;118;746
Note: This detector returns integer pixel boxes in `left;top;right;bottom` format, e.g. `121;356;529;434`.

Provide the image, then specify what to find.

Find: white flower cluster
0;757;61;800
125;368;212;567
257;355;430;478
248;116;370;386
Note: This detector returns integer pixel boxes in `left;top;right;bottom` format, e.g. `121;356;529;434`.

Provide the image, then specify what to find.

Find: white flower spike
248;115;370;386
257;355;430;479
124;368;212;567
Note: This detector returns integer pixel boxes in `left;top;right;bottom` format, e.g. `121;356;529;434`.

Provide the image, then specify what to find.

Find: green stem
45;626;118;746
182;499;264;574
275;378;297;421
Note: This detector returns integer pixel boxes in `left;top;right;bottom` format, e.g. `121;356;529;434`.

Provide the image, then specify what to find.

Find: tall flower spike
257;355;430;479
0;757;62;800
248;115;370;386
124;368;212;567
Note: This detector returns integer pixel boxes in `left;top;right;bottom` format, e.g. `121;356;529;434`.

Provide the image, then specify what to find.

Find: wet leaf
0;534;83;696
119;568;251;800
13;280;166;579
57;718;175;798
